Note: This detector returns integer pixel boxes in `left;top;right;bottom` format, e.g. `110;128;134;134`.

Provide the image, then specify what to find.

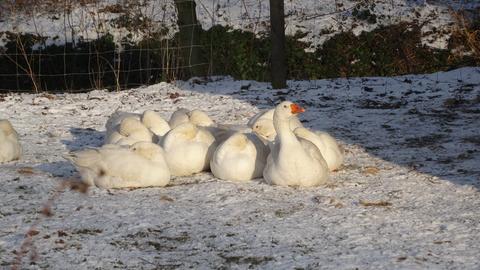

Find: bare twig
11;180;88;269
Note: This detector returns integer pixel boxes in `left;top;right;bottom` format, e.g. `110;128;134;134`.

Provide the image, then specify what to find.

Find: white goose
168;108;245;143
189;109;215;127
210;132;269;182
263;101;329;187
169;108;215;129
294;127;344;171
249;108;303;141
106;110;170;143
0;120;22;163
251;118;277;142
65;142;170;188
105;117;153;145
207;123;253;144
141;110;170;143
105;111;139;135
168;108;190;129
161;122;217;176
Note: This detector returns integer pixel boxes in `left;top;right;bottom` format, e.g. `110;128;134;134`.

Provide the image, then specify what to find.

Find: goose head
119;117;149;136
188;110;214;127
273;101;305;121
168;108;190;128
141;110;170;136
224;133;254;151
169;122;199;141
252;119;276;141
130;141;165;161
0;120;15;136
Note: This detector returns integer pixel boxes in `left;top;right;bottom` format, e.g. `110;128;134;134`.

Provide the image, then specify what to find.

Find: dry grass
1;0;101;16
11;180;89;270
17;167;35;175
450;9;480;64
362;166;380;175
359;200;392;207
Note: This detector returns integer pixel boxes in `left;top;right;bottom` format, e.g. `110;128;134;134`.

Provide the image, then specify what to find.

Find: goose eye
255;125;259;128
283;105;287;108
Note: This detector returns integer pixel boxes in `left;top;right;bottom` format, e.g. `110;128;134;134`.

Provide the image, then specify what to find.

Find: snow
1;0;479;50
1;67;480;269
0;0;178;48
197;0;475;50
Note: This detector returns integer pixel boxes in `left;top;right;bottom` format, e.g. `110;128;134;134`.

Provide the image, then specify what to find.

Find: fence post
269;0;287;89
174;0;207;78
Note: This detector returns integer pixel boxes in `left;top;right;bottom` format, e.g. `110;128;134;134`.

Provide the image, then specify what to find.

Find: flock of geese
0;101;344;188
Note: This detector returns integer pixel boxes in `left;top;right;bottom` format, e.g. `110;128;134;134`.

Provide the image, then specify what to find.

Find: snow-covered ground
1;67;479;269
1;0;479;50
197;0;480;50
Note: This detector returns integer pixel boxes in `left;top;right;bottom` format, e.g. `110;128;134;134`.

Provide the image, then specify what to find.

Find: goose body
263;102;329;187
161;122;217;176
249;108;303;141
0;120;22;163
65;142;170;188
294;127;344;171
207;123;252;144
211;133;268;182
105;117;153;145
248;109;274;126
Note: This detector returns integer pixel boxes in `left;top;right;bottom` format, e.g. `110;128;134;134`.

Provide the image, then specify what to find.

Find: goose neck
273;115;295;142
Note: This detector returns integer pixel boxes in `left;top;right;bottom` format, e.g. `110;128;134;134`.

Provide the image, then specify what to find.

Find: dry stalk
1;0;42;93
451;9;480;63
11;180;89;270
359;200;392;207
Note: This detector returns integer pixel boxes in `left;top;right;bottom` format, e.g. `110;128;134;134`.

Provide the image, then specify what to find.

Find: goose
105;117;153;145
247;109;274;126
65;142;170;188
106;110;170;143
210;132;269;182
105;111;139;135
168;108;215;129
0;120;22;163
249;108;303;141
251;118;277;142
168;108;190;129
161;122;217;176
293;127;344;171
141;110;170;143
168;108;243;143
216;124;252;133
208;123;253;144
263;101;329;187
189;109;215;127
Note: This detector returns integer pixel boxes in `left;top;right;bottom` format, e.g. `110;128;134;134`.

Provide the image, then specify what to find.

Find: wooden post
269;0;287;89
174;0;206;78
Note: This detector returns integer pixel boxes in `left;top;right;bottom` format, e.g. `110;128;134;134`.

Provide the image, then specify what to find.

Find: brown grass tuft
17;167;35;175
450;9;480;64
359;200;392;207
362;166;380;175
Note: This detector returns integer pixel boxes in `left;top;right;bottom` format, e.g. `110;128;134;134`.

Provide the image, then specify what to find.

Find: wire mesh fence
0;0;478;92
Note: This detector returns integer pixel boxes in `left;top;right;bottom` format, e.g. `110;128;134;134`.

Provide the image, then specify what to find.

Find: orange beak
290;103;305;114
